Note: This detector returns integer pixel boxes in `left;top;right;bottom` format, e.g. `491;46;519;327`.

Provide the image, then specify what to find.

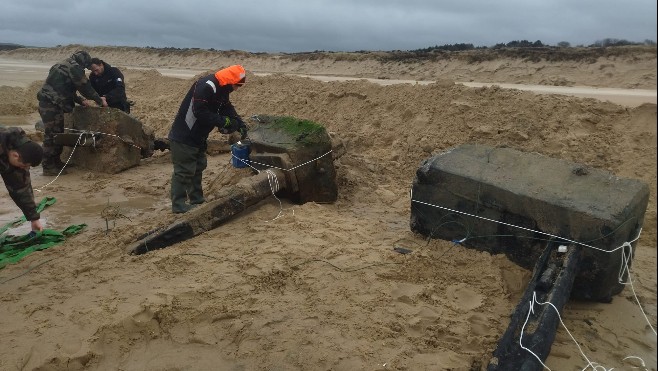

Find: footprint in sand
446;283;484;311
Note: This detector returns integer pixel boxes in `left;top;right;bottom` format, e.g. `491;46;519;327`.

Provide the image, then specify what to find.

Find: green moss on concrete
271;116;327;145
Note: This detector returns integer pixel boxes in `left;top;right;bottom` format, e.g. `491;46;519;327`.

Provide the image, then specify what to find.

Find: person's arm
220;101;241;120
218;102;247;137
88;77;104;106
190;81;228;127
71;66;105;106
102;67;128;106
194;83;243;131
31;219;43;232
1;169;40;224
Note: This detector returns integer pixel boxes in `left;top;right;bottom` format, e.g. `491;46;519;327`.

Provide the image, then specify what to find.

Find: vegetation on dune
1;39;655;65
0;43;27;51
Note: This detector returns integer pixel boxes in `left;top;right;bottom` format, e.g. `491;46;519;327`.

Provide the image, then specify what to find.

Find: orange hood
214;65;246;86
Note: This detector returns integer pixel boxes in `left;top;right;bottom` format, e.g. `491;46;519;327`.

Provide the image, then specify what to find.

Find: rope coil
36;129;145;192
411;189;656;369
229;149;332;221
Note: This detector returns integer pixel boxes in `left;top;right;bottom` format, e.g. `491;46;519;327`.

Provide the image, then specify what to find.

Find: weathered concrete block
245;115;338;204
59;107;154;173
410;144;650;301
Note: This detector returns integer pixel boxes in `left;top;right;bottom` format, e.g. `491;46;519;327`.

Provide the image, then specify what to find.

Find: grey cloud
1;0;655;52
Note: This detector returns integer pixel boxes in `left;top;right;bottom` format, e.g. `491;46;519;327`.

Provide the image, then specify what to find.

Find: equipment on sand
128;115;342;255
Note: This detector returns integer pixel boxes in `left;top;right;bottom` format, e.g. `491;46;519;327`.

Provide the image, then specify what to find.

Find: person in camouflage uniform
36;50;107;176
0;127;45;232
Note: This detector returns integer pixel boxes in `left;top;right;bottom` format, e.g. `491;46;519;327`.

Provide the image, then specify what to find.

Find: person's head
214;65;246;91
233;76;246;91
90;58;105;76
72;50;93;69
8;141;43;170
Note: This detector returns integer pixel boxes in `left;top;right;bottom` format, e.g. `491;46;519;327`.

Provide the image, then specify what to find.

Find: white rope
520;292;600;371
264;169;284;222
36;129;145;191
621;356;648;369
618;242;657;336
411;188;611;251
64;128;143;150
520;292;650;371
411;190;656;366
35;131;89;192
231;149;333;172
229;147;330;221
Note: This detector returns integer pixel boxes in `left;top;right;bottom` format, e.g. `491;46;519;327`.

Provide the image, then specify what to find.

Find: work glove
218;116;239;134
238;122;248;140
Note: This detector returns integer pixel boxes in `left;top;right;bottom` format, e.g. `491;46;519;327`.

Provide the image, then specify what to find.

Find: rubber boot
188;148;207;205
42;158;67;176
54;157;71;169
170;173;191;214
188;173;205;205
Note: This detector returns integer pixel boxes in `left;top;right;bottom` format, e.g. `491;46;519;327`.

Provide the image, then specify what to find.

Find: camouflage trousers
38;100;65;163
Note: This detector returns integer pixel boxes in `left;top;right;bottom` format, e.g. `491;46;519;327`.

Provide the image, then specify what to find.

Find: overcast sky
1;0;656;53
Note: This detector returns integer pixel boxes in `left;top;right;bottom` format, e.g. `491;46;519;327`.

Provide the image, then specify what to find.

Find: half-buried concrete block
127;115;338;254
57;106;155;173
245;114;338;204
410;144;649;302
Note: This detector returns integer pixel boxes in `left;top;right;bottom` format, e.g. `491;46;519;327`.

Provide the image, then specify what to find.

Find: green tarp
0;197;86;269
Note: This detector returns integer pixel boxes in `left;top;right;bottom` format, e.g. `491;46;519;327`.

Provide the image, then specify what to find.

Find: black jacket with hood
168;65;246;148
89;61;130;112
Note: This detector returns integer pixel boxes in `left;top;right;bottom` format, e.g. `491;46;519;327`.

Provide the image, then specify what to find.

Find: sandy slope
0;46;656;370
1;44;656;89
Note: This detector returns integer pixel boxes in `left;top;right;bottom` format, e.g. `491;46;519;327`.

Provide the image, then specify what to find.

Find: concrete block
59;107;154;173
410;144;650;301
246;115;337;204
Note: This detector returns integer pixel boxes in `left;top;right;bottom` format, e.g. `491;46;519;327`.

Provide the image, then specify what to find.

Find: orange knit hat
214;65;246;86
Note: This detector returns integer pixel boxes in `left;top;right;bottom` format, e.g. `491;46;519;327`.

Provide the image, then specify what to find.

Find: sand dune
0;45;655;370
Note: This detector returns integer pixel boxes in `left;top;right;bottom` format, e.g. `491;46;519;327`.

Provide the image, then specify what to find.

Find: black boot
42;159;68;176
153;138;170;151
54;157;70;169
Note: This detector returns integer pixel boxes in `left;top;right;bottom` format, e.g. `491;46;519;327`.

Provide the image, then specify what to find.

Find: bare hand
31;219;44;232
101;97;108;107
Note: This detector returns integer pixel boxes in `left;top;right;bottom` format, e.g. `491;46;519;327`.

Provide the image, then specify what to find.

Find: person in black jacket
167;64;248;213
89;58;131;113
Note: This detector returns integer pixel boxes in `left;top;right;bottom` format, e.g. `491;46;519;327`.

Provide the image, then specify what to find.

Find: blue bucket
231;142;250;168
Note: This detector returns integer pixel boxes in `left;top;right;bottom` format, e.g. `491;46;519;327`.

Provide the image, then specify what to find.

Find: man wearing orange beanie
167;65;248;214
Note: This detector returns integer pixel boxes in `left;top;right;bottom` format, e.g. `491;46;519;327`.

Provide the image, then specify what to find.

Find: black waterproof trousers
169;140;207;213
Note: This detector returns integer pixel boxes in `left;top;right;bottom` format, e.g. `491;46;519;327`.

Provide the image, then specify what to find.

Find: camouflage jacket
0;127;40;221
36;53;103;113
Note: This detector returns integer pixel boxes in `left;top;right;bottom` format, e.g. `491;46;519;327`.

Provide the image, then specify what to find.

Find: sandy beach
0;45;656;370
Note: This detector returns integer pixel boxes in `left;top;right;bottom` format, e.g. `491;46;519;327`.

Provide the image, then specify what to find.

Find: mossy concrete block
410;144;650;301
245;115;337;204
60;107;154;173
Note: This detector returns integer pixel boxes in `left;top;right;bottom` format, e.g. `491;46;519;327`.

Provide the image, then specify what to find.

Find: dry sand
0;45;656;370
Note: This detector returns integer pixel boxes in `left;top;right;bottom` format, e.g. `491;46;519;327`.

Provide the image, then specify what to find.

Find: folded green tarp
0;197;86;269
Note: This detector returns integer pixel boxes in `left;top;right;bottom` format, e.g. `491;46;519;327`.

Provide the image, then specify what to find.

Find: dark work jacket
89;62;130;113
167;74;242;148
0;127;39;221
